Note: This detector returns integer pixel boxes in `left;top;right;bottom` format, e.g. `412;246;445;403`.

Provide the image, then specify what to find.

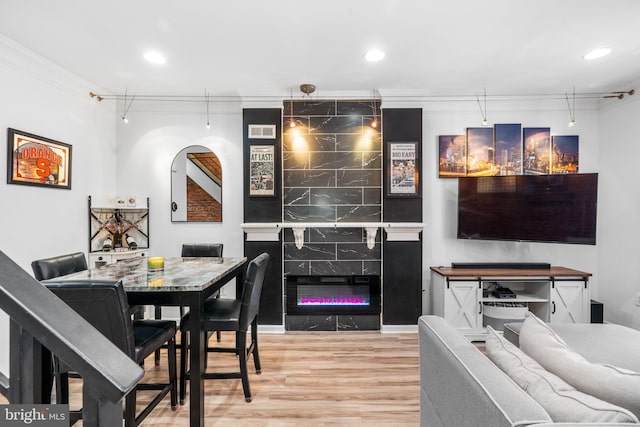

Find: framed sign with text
249;144;275;196
7;128;72;189
387;141;419;197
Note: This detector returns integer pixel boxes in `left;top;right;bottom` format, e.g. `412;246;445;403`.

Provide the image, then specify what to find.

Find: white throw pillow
519;312;640;419
486;326;639;423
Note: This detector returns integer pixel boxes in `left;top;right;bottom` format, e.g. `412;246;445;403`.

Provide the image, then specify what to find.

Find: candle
148;256;164;270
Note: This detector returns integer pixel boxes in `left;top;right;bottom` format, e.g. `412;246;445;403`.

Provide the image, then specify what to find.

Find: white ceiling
1;0;640;99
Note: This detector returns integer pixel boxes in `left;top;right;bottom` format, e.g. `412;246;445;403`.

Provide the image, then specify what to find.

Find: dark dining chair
31;252;88;416
154;243;224;363
179;252;269;403
44;279;177;427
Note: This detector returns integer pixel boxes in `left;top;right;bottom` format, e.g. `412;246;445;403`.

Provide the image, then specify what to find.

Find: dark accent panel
284;205;336;222
337;100;381;116
289;100;336;116
383;240;422;324
336;134;381;152
282;152;309;170
310;116;363;134
284;134;335;152
284;261;310;275
337;315;380;331
284;243;336;260
308;227;363;243
337;170;381;187
591;299;603;323
243;108;282;223
284;170;335;187
362;152;382;169
285;315;336;331
283;188;310;205
382;108;422;223
337;205;381;222
244;240;283;325
363;188;381;205
337;243;381;260
310;188;362;206
310;261;364;275
363;261;381;275
310;152;362;170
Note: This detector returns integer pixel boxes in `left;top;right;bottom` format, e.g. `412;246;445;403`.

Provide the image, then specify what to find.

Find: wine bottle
103;237;113;251
125;233;137;250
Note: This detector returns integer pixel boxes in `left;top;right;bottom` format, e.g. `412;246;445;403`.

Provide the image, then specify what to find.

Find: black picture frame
7;128;72;189
248;144;276;197
386;141;419;197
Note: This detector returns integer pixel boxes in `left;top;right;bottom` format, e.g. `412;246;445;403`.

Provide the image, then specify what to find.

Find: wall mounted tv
457;173;598;245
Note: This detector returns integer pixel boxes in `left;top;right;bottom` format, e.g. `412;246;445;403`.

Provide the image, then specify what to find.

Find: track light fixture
288;88;296;128
370;89;379;128
565;87;576;127
121;88;135;124
603;89;635;100
476;88;488;126
205;89;211;130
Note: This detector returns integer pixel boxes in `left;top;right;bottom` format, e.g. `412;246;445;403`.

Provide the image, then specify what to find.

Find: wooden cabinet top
430;266;591;278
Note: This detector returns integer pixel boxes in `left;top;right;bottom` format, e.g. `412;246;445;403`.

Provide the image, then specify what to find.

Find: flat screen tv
457;173;598;245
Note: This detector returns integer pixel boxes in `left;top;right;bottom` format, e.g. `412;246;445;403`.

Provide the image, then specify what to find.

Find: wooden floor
3;331;420;426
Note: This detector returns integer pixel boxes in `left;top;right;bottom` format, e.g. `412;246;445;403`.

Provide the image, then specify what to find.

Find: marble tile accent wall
283;100;382;275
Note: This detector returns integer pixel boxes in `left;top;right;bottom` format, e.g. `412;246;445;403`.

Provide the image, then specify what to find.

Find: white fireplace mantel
241;222;423;249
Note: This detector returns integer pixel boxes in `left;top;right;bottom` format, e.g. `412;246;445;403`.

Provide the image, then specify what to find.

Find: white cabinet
431;266;591;340
88;249;149;268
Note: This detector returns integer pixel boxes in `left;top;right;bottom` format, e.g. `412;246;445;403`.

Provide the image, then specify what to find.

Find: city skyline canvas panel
466;127;494;176
523;127;551;174
551;135;579;174
494;123;522;175
438;135;466;177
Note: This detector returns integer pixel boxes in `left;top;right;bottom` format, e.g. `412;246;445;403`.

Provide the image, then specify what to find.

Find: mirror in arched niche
171;145;222;222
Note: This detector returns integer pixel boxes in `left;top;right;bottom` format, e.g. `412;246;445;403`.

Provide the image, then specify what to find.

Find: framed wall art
387;141;419;197
494;123;522;175
7;128;72;189
249;144;275;196
523;127;551;174
551;135;579;174
466;127;495;176
438;135;466;178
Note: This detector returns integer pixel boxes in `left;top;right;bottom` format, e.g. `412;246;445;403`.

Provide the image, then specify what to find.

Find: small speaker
451;262;551;270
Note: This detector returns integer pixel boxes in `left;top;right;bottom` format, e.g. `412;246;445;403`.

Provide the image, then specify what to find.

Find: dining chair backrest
31;252;88;281
44;280;136;357
181;244;223;257
239;253;270;332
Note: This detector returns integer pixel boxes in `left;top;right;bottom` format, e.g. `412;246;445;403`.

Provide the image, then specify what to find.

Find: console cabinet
431;266;591;341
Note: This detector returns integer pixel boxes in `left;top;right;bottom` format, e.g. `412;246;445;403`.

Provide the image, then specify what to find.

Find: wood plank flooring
2;331;420;426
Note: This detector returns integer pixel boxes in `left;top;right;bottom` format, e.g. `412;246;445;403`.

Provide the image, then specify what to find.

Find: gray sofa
419;315;640;427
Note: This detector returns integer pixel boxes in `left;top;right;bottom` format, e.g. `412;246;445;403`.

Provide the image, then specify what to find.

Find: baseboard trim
381;324;418;333
258;324;285;334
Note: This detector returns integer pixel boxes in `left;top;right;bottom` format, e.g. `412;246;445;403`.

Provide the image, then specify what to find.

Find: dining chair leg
154;306;162;365
238;331;251;402
125;391;136;427
251;320;262;374
168;335;178;410
179;330;188;405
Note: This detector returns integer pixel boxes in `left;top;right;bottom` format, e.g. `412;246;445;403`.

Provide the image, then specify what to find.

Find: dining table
50;255;248;427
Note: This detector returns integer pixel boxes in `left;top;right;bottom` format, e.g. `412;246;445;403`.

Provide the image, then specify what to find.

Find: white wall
597;96;640;327
114;100;246;299
414;99;601;315
0;36;117;375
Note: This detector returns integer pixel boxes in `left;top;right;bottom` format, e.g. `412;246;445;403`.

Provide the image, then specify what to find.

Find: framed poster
7;128;72;189
249;144;275;196
551;135;579;174
387;141;419;196
438;135;466;178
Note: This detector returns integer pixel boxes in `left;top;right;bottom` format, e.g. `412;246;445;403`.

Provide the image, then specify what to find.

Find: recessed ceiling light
143;51;167;65
365;49;385;62
583;47;611;60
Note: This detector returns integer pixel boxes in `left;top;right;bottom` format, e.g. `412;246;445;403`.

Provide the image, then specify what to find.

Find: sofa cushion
519;312;640;419
486;326;639;423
